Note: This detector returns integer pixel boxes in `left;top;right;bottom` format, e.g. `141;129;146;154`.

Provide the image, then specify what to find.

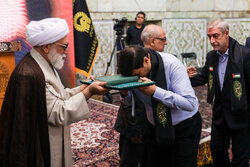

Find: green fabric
81;74;155;90
95;75;138;86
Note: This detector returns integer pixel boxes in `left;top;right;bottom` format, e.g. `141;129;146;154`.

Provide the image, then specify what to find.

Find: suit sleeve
243;46;250;95
190;54;210;87
242;47;250;125
245;37;250;48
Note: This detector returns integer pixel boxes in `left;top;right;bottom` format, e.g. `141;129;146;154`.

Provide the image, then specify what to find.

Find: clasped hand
187;66;197;77
119;77;156;96
81;76;109;100
137;77;156;95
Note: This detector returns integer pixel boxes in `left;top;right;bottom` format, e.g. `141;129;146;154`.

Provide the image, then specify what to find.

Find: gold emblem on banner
156;102;167;127
74;12;91;33
208;73;213;90
233;80;242;100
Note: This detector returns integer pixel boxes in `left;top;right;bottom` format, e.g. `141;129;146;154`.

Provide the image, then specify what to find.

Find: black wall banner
73;0;98;77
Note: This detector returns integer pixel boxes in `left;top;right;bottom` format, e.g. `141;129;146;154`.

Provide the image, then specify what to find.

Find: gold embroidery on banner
156;103;167;127
208;73;213;90
86;36;98;71
74;12;91;33
233;80;242;100
197;140;213;166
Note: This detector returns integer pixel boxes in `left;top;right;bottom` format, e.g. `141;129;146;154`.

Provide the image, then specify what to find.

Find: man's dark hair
136;11;146;18
118;45;147;76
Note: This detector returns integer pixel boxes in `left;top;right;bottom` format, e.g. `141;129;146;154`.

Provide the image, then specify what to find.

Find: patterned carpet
71;98;120;167
71;88;213;167
71;86;249;166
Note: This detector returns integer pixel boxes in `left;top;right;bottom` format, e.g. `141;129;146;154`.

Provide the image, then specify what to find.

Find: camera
113;17;127;37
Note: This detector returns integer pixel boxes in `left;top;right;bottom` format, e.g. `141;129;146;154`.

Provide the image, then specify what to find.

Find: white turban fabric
26;18;69;46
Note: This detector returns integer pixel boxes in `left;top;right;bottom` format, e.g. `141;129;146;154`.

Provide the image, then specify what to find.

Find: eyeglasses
53;42;69;52
154;37;167;42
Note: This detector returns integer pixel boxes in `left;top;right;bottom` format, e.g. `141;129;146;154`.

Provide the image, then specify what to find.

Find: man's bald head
141;24;162;44
141;24;167;52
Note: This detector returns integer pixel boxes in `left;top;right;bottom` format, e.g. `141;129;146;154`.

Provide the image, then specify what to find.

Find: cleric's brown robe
0;53;50;167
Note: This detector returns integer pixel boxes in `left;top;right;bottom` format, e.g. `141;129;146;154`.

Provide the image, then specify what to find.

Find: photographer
126;11;146;46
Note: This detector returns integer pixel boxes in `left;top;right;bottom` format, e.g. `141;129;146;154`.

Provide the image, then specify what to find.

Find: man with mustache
189;18;250;167
0;18;108;167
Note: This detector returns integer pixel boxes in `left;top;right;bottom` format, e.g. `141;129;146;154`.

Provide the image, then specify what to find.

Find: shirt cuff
153;86;165;100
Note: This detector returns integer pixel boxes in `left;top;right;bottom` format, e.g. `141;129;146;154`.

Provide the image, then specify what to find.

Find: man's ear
225;29;229;36
144;56;150;64
150;38;156;47
42;44;50;54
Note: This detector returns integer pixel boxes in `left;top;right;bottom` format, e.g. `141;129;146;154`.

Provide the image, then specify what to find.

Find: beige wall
86;0;250;21
81;0;250;77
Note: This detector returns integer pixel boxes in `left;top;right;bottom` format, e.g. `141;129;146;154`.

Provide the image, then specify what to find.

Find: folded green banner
81;74;155;90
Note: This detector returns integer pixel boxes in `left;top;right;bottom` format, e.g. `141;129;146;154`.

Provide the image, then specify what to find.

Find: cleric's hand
82;81;109;100
137;77;156;95
80;75;95;91
89;81;109;95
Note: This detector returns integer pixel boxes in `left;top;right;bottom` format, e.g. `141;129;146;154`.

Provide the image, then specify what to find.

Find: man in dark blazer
245;36;250;48
189;18;250;167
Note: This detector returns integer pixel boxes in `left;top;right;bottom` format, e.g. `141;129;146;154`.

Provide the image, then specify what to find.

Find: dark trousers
119;125;156;167
155;112;202;167
210;119;250;167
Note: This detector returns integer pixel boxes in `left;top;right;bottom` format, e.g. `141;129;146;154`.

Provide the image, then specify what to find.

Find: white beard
47;47;66;70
